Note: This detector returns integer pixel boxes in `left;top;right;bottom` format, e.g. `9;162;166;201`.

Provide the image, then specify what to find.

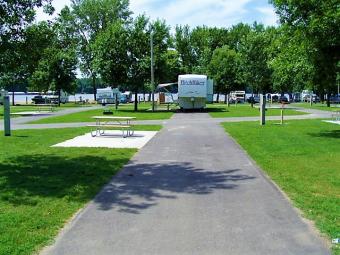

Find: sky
36;0;279;29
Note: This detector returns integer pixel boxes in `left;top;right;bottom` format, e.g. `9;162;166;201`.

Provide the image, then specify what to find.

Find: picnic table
88;116;136;138
34;104;57;112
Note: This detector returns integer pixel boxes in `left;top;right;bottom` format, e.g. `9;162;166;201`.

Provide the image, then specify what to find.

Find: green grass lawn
292;102;340;112
29;102;174;124
0;125;161;255
222;119;340;254
207;103;307;118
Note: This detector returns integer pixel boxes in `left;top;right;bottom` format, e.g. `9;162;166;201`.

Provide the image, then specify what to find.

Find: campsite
1;1;339;255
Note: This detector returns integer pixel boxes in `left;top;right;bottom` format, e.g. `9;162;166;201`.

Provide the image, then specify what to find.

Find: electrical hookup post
260;94;266;126
4;96;11;136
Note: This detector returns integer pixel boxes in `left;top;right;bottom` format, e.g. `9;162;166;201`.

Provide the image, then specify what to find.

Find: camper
230;91;246;103
46;90;69;104
178;74;213;109
96;87;121;105
120;91;132;103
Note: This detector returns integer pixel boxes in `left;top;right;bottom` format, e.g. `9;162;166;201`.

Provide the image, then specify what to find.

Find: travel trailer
96;87;121;105
178;74;213;109
120;91;132;103
47;90;69;104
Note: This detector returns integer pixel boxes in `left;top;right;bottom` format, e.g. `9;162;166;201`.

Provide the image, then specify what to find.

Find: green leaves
271;0;340;96
208;46;241;94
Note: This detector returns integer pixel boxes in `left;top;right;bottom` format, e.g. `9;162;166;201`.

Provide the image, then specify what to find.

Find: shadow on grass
308;130;340;139
0;153;130;206
95;162;255;214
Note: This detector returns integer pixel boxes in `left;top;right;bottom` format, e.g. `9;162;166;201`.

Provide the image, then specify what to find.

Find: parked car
330;95;340;104
32;95;49;104
271;95;279;102
247;96;260;104
278;96;289;104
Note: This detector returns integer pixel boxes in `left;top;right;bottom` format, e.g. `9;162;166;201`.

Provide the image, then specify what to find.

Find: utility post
260;94;266;126
150;31;155;112
4;96;11;136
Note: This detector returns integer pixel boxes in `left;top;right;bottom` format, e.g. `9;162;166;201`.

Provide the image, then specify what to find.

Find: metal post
4;96;11;136
260;94;266;126
150;32;155;112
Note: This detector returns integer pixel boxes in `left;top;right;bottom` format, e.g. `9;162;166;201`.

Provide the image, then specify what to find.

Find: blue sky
37;0;279;29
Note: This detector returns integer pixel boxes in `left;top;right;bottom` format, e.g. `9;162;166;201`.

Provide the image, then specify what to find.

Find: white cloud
256;6;279;27
36;0;279;29
35;0;71;21
130;0;248;28
130;0;278;30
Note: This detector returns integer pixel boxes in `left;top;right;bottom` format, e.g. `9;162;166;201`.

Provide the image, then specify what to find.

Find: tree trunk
251;92;254;108
326;91;331;107
11;84;15;106
134;91;138;111
92;75;97;101
224;93;227;104
216;93;220;103
320;93;325;104
148;92;152;102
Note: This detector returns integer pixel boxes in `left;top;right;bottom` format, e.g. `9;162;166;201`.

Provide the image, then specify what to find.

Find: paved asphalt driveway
42;113;330;255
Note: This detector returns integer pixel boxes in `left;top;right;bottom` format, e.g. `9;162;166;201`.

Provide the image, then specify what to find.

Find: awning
157;82;178;89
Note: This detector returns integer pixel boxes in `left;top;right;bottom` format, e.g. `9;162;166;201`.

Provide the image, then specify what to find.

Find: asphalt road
41;112;330;255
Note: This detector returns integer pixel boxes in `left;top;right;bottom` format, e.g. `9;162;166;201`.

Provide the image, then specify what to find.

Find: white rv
178;74;213;109
96;87;121;105
230;91;246;103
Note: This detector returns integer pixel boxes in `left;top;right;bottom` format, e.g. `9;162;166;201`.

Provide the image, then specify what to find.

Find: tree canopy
0;0;339;107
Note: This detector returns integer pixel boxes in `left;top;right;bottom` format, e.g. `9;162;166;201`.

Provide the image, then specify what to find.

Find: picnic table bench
88;116;136;138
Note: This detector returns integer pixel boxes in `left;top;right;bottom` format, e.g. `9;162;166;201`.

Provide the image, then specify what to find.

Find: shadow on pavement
94;162;255;214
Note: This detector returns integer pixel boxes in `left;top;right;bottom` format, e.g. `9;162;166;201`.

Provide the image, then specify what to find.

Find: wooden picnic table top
34;104;57;106
92;116;136;120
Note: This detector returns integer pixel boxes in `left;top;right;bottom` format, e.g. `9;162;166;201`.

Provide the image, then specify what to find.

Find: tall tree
239;29;273;94
271;0;340;106
174;25;196;73
269;27;315;94
0;0;54;104
70;0;131;100
29;8;78;105
127;15;151;111
208;46;242;101
149;19;172;84
92;21;129;86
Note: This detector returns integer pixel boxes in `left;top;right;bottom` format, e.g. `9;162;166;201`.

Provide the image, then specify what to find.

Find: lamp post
150;32;155;112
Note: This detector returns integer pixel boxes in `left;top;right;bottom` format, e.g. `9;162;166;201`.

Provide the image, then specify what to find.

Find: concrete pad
52;130;158;149
11;111;53;116
323;120;340;125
